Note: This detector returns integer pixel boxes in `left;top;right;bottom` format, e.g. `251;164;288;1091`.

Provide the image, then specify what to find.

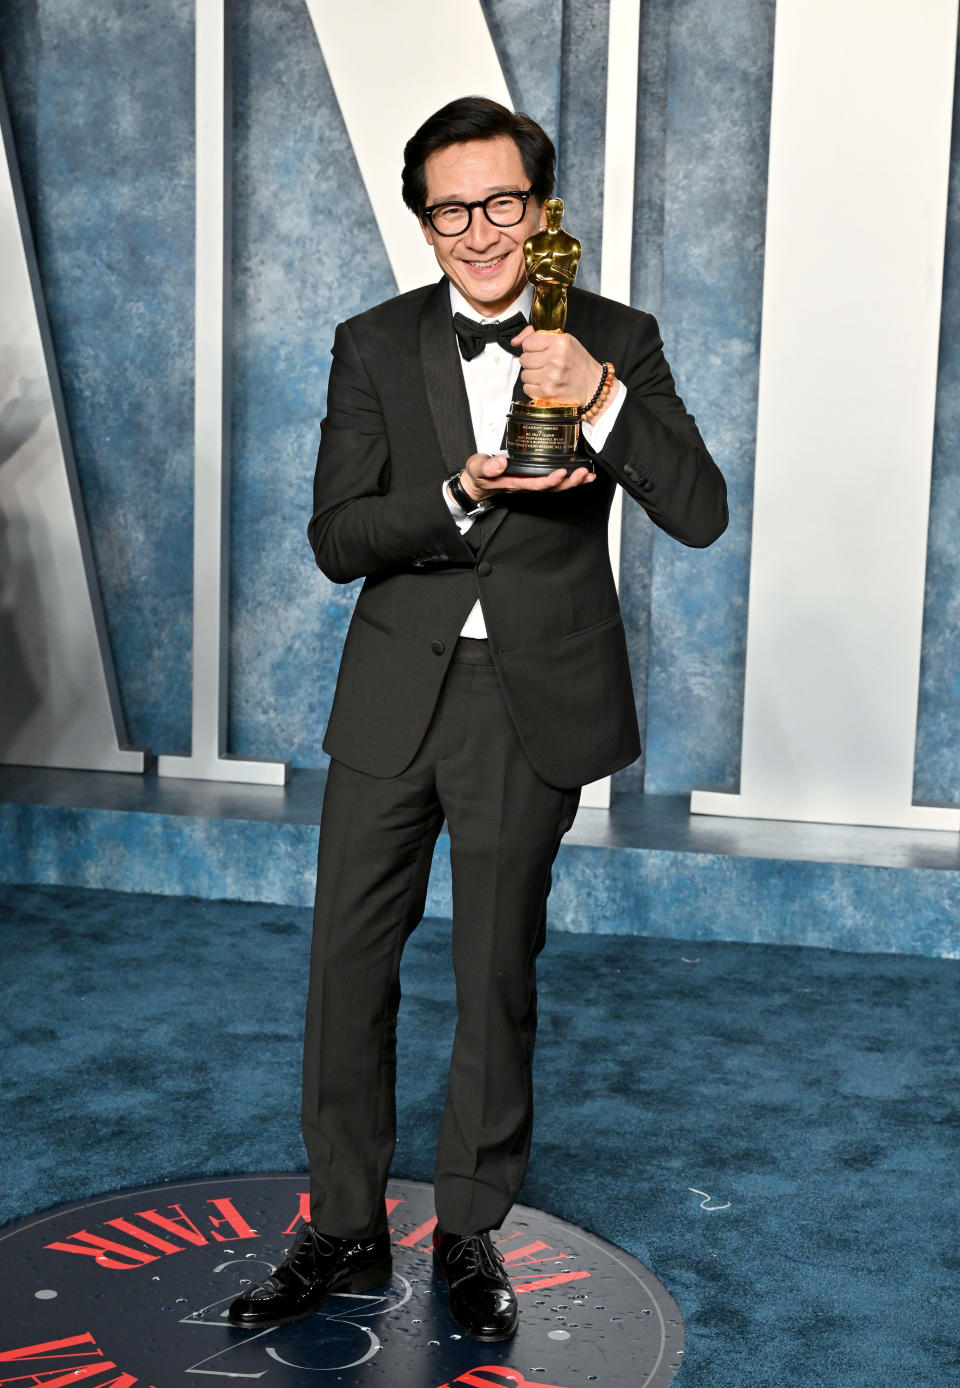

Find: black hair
401;96;555;217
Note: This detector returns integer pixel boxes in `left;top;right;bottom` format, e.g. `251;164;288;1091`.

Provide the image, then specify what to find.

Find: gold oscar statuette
504;196;583;476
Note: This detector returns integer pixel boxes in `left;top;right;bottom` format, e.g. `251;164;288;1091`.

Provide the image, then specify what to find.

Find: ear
419;216;436;247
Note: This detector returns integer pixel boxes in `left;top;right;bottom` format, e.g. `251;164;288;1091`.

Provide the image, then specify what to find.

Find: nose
463;206;501;250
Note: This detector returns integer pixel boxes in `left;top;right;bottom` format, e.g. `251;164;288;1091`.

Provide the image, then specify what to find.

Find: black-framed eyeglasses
422;190;533;236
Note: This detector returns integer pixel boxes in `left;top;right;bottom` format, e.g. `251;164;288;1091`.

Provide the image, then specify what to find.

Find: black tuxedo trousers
302;639;579;1236
302;278;727;1236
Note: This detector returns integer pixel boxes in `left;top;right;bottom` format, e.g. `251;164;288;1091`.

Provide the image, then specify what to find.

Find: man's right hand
459;452;596;503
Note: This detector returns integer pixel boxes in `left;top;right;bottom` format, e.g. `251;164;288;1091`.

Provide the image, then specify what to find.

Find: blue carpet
1;883;957;1385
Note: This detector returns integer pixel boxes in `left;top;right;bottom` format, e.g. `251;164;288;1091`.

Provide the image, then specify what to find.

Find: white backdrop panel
305;0;513;294
692;0;960;831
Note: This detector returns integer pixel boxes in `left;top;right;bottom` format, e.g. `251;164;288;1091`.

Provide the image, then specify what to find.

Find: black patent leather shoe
432;1228;519;1342
227;1225;392;1328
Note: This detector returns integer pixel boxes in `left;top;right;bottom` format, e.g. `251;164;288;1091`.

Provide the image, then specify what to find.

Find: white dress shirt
443;281;625;638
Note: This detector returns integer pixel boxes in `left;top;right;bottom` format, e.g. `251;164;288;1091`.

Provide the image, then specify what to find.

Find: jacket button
431;640;445;655
477;560;492;577
624;464;637;480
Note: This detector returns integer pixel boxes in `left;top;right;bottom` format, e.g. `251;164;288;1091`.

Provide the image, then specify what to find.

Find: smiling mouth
463;253;508;273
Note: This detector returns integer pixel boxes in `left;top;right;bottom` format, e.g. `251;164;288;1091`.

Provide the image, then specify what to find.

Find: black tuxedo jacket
308;278;727;789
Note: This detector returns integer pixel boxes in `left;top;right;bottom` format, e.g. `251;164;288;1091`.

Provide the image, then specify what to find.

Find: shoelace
447;1234;504;1279
270;1226;337;1289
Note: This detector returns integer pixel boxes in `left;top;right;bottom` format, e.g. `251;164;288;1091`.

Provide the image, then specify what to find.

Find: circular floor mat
0;1173;685;1386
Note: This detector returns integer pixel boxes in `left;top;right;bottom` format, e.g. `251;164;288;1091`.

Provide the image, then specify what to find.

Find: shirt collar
448;280;533;325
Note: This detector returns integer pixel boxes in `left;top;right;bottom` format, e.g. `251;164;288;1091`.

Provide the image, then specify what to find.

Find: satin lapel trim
420;278;476;477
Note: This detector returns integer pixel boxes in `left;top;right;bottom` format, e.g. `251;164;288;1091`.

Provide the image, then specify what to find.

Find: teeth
468;255;506;267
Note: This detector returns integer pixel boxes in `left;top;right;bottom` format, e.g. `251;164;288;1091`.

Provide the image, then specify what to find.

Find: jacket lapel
564;289;584;345
476;487;510;551
419;278;476;477
419;278;514;554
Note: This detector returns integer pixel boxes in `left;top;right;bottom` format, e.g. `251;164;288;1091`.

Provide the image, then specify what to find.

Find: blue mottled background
0;0;958;800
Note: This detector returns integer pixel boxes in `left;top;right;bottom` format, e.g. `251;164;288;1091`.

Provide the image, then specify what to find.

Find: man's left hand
512;325;603;406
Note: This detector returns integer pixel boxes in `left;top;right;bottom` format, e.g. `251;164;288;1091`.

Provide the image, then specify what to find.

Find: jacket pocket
355;609;393;636
562;611;622;643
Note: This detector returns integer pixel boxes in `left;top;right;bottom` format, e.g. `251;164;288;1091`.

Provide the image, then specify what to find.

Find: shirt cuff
442;479;476;534
581;379;626;452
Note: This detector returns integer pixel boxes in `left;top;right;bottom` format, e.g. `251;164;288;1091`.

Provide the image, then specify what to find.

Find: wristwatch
447;471;493;518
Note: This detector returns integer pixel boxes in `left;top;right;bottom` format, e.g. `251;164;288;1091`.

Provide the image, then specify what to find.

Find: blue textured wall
641;0;774;794
228;0;394;767
0;0;958;801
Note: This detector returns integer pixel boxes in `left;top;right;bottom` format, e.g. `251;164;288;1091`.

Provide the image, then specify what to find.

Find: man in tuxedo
230;96;727;1342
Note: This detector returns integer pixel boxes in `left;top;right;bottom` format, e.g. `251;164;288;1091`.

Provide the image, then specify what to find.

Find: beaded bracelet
580;362;616;420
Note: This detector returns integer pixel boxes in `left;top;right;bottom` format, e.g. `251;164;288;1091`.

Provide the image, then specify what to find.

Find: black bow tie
453;311;527;361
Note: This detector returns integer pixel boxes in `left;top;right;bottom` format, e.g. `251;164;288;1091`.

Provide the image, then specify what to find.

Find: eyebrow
428;185;523;202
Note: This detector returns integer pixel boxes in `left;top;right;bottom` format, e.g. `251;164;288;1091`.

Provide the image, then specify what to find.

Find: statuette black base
501;458;581;477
